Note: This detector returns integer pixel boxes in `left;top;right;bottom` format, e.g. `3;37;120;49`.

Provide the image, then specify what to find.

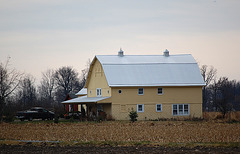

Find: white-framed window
156;104;162;112
172;104;189;116
138;88;144;95
137;104;144;112
96;88;102;97
158;88;163;95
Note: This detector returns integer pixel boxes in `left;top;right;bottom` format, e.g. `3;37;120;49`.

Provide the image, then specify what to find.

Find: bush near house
129;109;138;122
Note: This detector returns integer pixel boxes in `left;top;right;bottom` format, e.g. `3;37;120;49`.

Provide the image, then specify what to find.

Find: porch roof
61;96;110;104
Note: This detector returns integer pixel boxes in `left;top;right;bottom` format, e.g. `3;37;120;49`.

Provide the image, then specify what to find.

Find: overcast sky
0;0;240;83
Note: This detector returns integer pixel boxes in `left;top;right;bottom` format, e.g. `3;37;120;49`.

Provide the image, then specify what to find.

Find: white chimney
118;48;124;57
163;49;169;57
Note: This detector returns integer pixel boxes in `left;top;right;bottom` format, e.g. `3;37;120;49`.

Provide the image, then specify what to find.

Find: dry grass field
203;111;240;121
0;120;239;145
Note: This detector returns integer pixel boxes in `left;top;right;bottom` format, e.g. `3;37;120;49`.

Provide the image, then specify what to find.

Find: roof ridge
101;63;197;65
96;54;191;57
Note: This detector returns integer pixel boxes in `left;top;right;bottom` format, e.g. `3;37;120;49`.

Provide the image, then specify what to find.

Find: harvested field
0;121;239;144
1;144;240;154
203;111;240;121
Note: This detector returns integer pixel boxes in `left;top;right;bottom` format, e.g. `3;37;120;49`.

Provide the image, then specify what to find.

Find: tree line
0;58;240;122
201;65;240;118
0;58;90;121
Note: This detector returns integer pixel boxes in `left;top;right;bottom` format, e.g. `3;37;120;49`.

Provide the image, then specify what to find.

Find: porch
62;96;112;121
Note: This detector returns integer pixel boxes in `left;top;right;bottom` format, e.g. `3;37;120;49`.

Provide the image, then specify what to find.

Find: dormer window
97;88;102;97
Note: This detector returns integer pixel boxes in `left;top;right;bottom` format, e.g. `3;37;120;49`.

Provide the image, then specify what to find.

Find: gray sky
1;0;240;83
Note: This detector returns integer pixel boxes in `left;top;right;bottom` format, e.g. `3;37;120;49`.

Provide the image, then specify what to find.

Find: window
96;88;102;97
179;104;183;115
184;105;189;114
137;104;144;112
118;90;122;94
156;104;162;112
158;88;163;95
172;104;189;115
138;88;144;95
173;105;177;115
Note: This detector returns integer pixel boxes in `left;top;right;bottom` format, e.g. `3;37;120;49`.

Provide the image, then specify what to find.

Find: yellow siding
111;87;203;120
102;103;112;117
85;58;203;120
87;59;111;97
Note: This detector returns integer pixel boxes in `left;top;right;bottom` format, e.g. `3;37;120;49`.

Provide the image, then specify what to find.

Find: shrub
3;115;15;122
54;116;59;124
129;108;138;122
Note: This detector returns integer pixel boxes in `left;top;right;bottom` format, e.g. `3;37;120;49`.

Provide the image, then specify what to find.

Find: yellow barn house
62;49;205;120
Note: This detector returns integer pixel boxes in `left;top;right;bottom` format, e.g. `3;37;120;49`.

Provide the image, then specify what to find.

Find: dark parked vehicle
16;107;55;121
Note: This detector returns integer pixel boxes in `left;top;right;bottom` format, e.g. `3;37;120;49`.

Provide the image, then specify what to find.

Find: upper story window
158;88;163;95
96;88;102;97
118;90;122;94
138;88;144;95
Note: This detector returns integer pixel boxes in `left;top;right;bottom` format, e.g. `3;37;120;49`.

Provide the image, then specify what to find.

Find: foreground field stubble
0;121;239;144
1;144;239;154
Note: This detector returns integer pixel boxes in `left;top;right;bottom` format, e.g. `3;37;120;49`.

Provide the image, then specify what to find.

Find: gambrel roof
86;52;205;87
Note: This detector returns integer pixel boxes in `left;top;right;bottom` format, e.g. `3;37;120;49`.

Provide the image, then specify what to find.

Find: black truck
16;107;55;121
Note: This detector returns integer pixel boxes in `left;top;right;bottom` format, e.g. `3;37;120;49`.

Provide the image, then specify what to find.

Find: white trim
172;104;189;116
109;84;206;87
137;104;144;112
96;88;102;97
138;88;144;95
62;96;110;104
157;87;163;95
156;104;162;112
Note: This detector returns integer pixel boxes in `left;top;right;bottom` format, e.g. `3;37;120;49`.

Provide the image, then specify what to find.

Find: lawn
0;120;239;146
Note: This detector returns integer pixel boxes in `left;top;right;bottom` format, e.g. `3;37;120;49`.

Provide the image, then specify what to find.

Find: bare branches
79;59;91;89
0;59;23;99
38;69;56;107
201;65;217;87
17;75;37;108
0;58;23;121
54;66;81;102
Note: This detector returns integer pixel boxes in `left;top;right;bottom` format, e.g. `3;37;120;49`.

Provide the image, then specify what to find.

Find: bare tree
0;58;23;121
38;69;55;108
201;65;217;86
79;59;91;89
16;75;37;109
215;77;235;118
54;66;80;102
200;65;217;111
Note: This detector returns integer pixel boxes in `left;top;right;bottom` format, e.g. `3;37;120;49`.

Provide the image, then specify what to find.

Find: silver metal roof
75;88;87;96
62;95;110;104
96;54;205;87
